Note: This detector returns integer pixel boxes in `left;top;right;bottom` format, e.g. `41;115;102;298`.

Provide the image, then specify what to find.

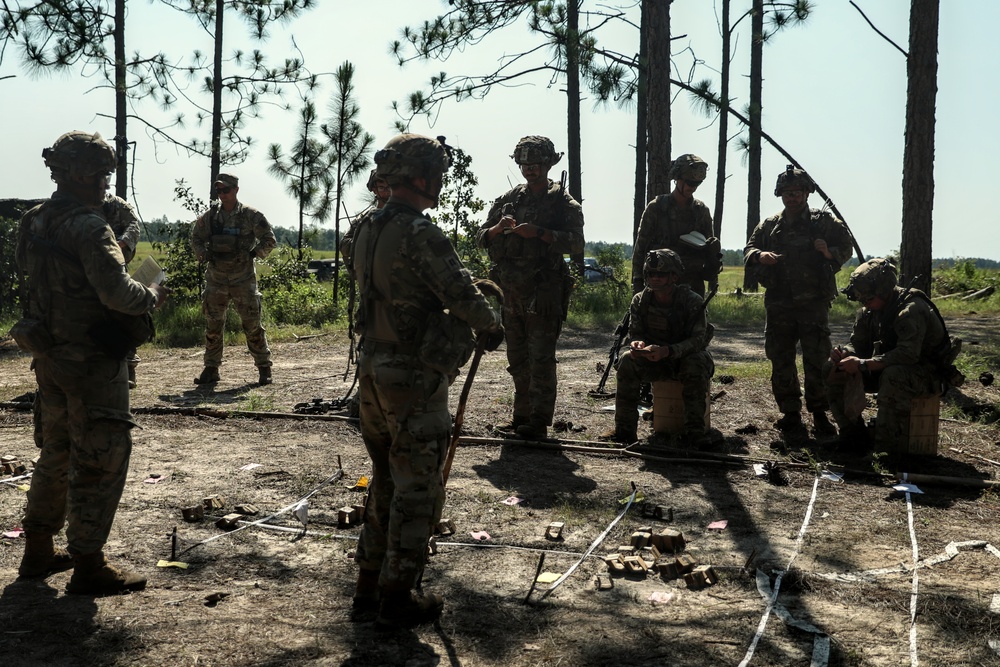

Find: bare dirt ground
1;317;999;667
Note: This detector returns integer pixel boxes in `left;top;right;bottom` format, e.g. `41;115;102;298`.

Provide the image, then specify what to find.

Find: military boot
515;421;548;441
598;425;638;444
258;366;273;386
774;412;802;431
495;416;528;434
374;589;444;632
351;568;381;622
66;552;147;595
811;411;837;437
194;366;220;385
17;534;74;578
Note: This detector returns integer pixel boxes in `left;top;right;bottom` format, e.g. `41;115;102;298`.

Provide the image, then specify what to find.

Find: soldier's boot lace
66;551;147;595
351;568;381;622
258;366;273;386
17;534;74;578
374;589;444;632
811;411;837;436
194;366;220;385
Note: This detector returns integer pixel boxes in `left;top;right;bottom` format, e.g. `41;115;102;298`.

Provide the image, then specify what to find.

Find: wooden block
215;513;244;530
338;506;358;526
675;554;696;574
234;504;259;515
652;528;685;553
658;560;680;580
604;554;625;574
684;564;716;589
435;519;456;536
11;464;26;475
545;521;565;539
622;555;645;574
630;531;651;548
202;496;225;511
181;505;205;522
617;545;635;556
352;504;366;523
0;455;16;465
593;574;614;590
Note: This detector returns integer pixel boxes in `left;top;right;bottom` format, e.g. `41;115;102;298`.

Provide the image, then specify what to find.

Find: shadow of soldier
471;440;597;510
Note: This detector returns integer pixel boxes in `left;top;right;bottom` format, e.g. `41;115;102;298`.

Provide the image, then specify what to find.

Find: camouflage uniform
615;284;714;437
353;201;500;592
102;195;140;264
190;198;276;371
478;177;584;433
633;197;714;296
17;192;157;556
744;207;852;417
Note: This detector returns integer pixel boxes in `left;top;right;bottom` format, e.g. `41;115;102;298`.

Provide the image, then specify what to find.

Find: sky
2;0;998;259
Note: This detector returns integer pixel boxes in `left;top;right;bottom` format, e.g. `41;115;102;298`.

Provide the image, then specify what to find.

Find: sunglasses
215;186;233;195
683;179;703;188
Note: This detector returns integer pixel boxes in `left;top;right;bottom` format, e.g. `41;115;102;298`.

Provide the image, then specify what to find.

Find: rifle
589;310;630;398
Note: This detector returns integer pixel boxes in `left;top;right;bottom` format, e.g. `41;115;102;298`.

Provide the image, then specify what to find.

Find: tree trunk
633;1;649;243
646;0;671;201
900;0;939;294
566;0;584;271
744;0;763;291
713;0;730;239
114;0;127;199
210;0;224;196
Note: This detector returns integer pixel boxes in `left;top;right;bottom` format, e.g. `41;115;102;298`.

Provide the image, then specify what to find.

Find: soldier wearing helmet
351;134;503;631
744;165;853;438
477;135;585;441
632;154;718;297
190;171;277;386
825;258;953;453
341;168;391;280
600;248;715;445
101;194;142;389
14;131;168;594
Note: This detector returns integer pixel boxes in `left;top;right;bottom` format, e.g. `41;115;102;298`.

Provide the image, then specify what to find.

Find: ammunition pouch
418;310;475;378
87;311;156;360
8;318;55;356
210;233;238;260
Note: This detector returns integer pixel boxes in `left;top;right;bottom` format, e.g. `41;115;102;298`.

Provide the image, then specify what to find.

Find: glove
480;325;505;352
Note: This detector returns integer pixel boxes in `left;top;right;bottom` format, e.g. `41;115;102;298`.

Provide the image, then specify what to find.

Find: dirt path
0;319;998;666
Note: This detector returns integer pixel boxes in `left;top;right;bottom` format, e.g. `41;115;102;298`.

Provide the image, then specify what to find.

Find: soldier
13;131;167;593
341;169;390;276
477;135;585;440
600;249;714;445
826;258;956;452
632;154;720;297
190;173;276;386
744;166;854;437
351;134;503;631
102;194;142;388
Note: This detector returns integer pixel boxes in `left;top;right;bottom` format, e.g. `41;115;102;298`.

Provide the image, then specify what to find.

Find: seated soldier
601;249;715;445
825;258;958;452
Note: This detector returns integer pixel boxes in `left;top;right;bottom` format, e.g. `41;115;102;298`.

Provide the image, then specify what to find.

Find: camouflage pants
764;300;832;415
825;361;937;450
503;294;563;427
23;356;136;555
355;351;451;591
615;351;714;434
202;275;271;368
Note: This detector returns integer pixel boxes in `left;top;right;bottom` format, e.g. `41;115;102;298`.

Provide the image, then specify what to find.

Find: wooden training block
352;504;366;523
202;496;225;511
435;519;456;536
630;531;652;548
181;505;205;522
675;554;696;574
658;560;681;580
622;554;649;574
593;574;614;590
234;504;259;516
545;521;565;539
683;564;717;589
338;506;359;526
904;393;941;456
215;513;244;530
651;528;685;553
617;545;635;556
604;554;625;574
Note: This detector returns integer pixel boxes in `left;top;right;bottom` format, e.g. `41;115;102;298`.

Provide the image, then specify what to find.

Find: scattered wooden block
545;521;565;540
604;554;625;574
215;513;244;530
675;554;696;574
617;545;635;556
651;528;686;553
352;504;366;523
593;574;614;590
658;560;681;580
0;455;16;465
202;496;225;511
622;554;649;574
338;506;359;527
181;505;205;522
435;519;456;536
234;504;259;516
684;564;717;589
630;531;651;548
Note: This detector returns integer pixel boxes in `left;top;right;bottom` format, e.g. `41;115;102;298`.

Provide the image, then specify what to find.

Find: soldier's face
645;271;679;291
519;162;551;188
673;178;702;202
72;171;110;207
375;181;390;203
215;183;238;205
781;188;808;214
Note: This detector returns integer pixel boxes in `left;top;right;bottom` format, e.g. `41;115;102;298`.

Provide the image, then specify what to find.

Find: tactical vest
488;184;572;289
207;204;259;274
637;289;693;346
762;210;836;301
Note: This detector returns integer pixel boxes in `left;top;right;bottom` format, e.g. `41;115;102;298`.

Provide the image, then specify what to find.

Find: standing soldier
341;169;390;275
190;173;276;386
477;135;585;440
632;154;720;297
102;194;142;388
744;166;853;437
13;131;168;593
351;134;503;631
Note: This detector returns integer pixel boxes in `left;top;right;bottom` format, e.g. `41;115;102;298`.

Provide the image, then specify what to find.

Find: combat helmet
374;134;451;186
668;154;709;182
842;258;898;303
643;248;685;278
774;164;816;197
42;131;116;183
510;136;563;166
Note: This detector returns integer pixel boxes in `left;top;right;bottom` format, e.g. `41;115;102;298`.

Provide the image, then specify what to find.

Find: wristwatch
859;360;868;373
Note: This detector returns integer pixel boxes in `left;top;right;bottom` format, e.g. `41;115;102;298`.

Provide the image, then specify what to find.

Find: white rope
903;473;920;667
738;476;822;667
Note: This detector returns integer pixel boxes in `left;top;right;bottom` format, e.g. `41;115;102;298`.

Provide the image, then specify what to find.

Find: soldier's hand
813;238;832;259
150;283;170;309
758;251;781;265
480;326;505;352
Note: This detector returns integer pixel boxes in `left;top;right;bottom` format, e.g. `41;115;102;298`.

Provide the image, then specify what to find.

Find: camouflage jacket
744;207;852;305
191;201;276;283
628;284;709;359
632;195;713;293
341;204;378;281
845;287;947;368
477;181;584;298
102;195;140;263
16;192;157;361
353;200;500;351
